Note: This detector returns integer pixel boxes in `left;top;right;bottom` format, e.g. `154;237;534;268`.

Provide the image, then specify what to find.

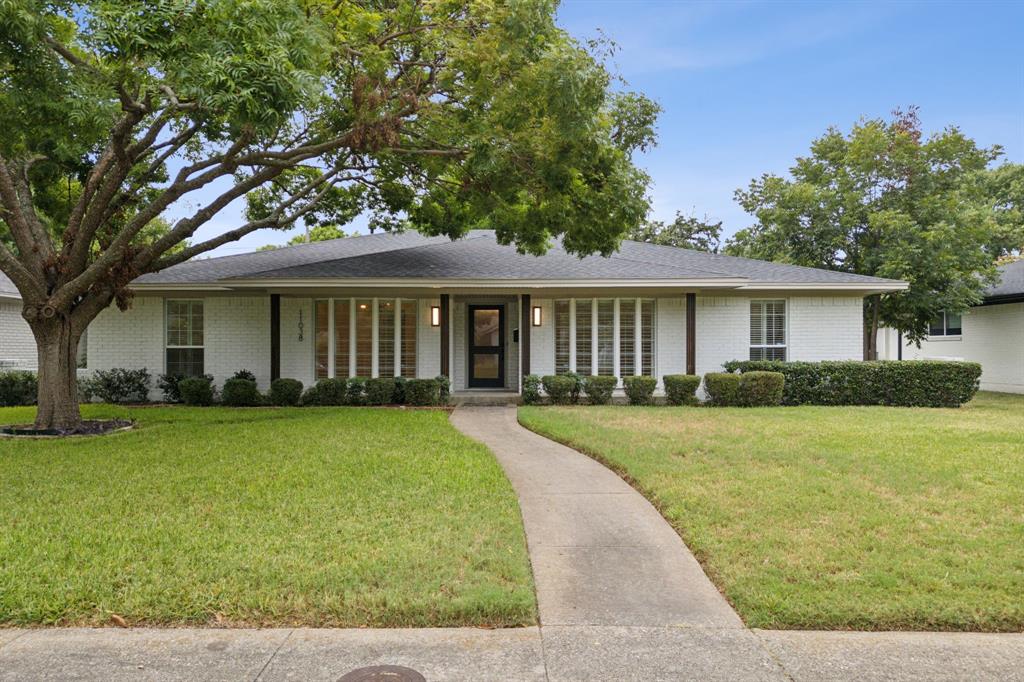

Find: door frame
467;304;506;388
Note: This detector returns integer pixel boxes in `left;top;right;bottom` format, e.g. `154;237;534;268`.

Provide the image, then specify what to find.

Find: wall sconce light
532;306;542;327
431;305;441;327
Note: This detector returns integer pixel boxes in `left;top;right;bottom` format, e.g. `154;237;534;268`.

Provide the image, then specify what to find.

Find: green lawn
519;392;1024;632
0;405;535;628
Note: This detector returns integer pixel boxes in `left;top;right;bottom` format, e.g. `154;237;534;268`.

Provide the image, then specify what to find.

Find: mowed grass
519;392;1024;632
0;405;535;627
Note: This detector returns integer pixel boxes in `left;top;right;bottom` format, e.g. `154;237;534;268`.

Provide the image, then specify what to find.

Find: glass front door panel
468;305;504;387
473;353;500;379
474;309;501;347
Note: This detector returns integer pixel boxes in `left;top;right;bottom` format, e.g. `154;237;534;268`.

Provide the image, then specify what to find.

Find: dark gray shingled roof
985;259;1024;300
134;229;905;287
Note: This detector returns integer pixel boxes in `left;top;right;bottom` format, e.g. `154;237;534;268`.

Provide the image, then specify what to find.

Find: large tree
0;0;658;430
725;108;1017;358
629;211;722;252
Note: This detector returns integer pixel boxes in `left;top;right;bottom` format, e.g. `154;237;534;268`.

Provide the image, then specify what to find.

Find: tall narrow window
619;299;635;376
575;299;592;374
166;300;204;376
378;300;395;377
314;300;329;379
355;299;373;376
401;300;417;377
640;299;654;376
597;299;615;376
750;300;786;360
333;299;350;378
554;300;571;375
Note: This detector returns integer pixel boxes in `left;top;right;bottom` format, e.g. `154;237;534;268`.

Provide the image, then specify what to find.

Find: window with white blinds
750;300;786;361
554;298;654;378
314;298;417;378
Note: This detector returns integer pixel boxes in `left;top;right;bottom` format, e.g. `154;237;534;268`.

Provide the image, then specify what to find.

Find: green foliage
541;375;576;405
157;373;214;403
364;378;396;406
435;375;451;406
268;378;303;407
981;163;1024;258
231;369;257;383
86;368;151;403
703;373;743;407
392;376;407;405
404;379;441;406
629;212;722;252
178;376;214;406
522;375;542;405
582;375;617;405
302;378;348;406
723;360;981;407
725;108;1009;345
0;371;37;407
345;377;367;406
622;375;657;405
563;372;585;403
220;378;261;407
738;371;786;407
663;374;700;406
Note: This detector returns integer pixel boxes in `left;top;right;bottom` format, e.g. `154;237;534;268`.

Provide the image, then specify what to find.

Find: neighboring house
0;272;36;370
87;230;906;398
878;259;1024;394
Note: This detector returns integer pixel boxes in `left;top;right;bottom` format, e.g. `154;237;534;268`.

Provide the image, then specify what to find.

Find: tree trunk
31;316;82;431
863;294;881;361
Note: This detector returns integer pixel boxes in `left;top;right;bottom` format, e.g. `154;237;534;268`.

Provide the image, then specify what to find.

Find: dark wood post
270;294;281;381
686;293;696;375
521;294;531;377
440;294;450;378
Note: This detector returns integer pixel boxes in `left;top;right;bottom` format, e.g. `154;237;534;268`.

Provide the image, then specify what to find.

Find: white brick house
85;230;907;397
0;273;36;369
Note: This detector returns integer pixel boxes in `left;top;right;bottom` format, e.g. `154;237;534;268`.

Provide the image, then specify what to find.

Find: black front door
468;305;505;388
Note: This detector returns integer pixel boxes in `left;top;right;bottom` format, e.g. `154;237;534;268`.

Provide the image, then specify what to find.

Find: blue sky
194;0;1024;254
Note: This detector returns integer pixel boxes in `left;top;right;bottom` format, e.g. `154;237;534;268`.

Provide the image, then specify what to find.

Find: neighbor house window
929;311;962;337
314;298;417;379
554;298;654;378
750;300;786;361
166;300;204;376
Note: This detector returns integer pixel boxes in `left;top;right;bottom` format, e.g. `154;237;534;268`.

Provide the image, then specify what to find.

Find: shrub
221;378;261;407
435;375;451;405
541;375;576;405
704;373;742;407
77;376;95;403
722;360;981;407
88;368;151;403
622;375;657;405
522;375;542;405
0;371;37;406
405;378;441;406
157;373;214;403
269;378;303;406
583;375;617;405
345;377;367;405
564;372;585;403
392;376;407;404
364;377;396;405
302;378;347;406
179;376;214;406
232;369;257;382
663;374;700;406
739;371;785;407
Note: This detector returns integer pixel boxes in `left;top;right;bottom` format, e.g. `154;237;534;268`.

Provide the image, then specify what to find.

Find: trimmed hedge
86;368;151;403
158;373;214;403
542;375;576;405
739;371;785;407
221;378;261;406
302;378;347;406
622;375;657;405
0;371;37;406
435;375;451;405
703;373;742;406
179;376;214;406
583;375;617;405
405;378;441;406
663;374;700;406
522;375;542;405
364;377;396;406
269;378;303;406
345;377;367;405
722;360;982;407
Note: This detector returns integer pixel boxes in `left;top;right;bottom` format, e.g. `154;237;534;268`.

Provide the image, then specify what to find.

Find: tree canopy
258;224;353;250
629;212;722;252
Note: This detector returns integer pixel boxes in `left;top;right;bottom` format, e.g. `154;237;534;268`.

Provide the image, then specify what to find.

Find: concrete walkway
2;405;1022;680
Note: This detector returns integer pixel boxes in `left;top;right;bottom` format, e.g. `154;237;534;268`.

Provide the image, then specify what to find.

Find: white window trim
314;297;417;379
749;299;788;360
164;298;204;375
927;310;963;340
556;297;656;379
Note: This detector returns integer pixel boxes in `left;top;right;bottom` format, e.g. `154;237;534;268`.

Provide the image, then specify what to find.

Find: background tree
724;108;1009;358
0;0;658;430
629;212;721;252
257;224;353;251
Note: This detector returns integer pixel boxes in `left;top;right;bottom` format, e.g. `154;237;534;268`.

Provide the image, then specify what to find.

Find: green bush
583;375;617;405
704;373;742;406
722;360;982;407
157;373;214;403
738;371;785;407
221;378;261;406
435;375;451;405
269;378;303;406
345;377;367;405
231;369;257;382
541;375;576;405
364;377;396;405
77;376;95;403
392;376;407;404
522;375;542;405
622;375;657;405
405;378;441;406
0;371;37;406
88;368;151;403
302;378;347;406
663;374;700;406
565;372;585;403
179;376;214;406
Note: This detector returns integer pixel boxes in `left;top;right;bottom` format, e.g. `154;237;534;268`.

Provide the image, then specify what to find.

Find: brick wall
0;299;36;368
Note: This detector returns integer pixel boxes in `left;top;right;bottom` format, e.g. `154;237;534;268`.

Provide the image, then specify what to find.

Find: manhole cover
338;665;426;682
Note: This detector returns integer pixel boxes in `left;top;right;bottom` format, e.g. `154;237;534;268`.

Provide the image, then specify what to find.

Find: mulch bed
0;419;134;438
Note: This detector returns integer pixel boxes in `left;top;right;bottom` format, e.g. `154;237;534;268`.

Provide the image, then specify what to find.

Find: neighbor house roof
983;259;1024;303
133;230;906;292
0;271;19;300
